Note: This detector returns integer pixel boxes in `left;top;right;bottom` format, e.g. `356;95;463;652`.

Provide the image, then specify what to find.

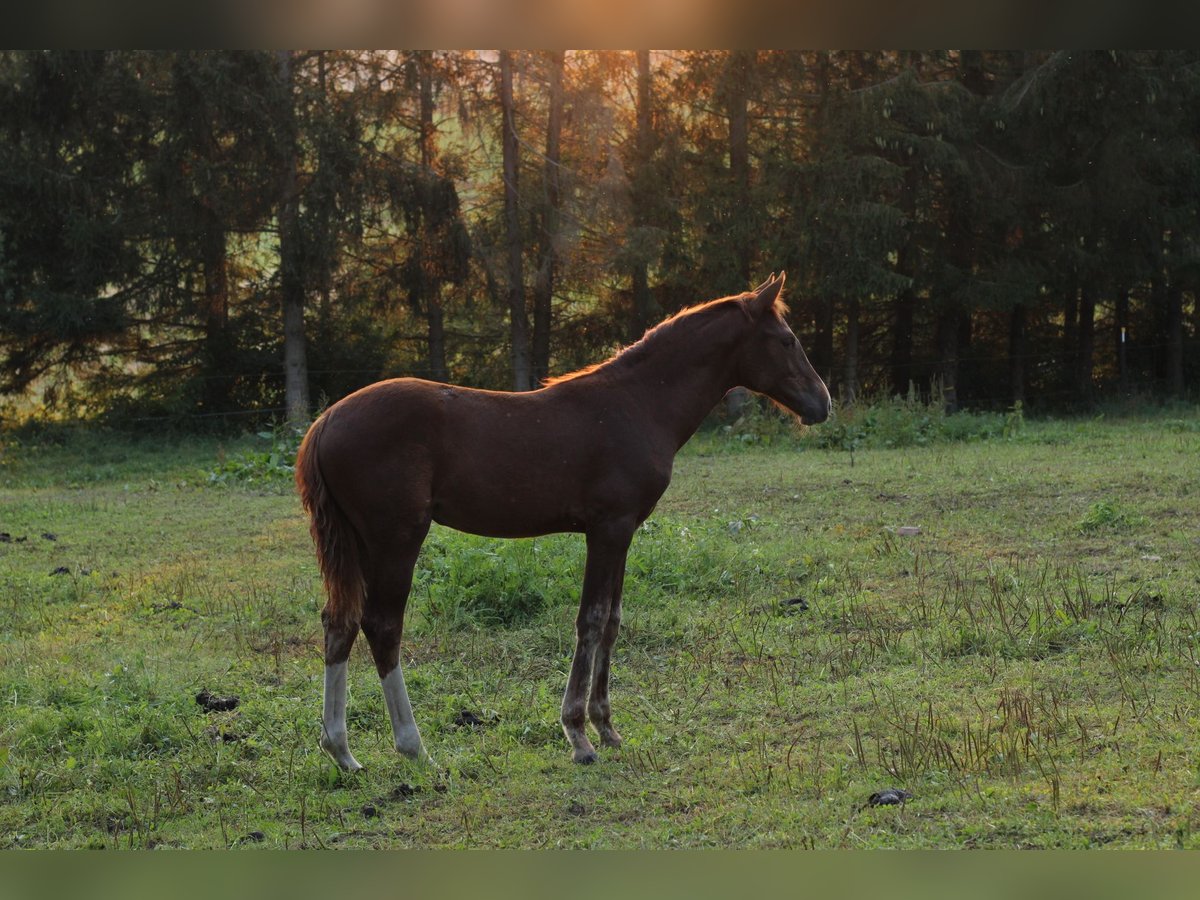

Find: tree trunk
630;268;651;344
957;49;988;95
531;51;563;386
629;49;655;342
727;51;752;286
814;294;834;392
191;59;233;415
936;307;961;413
719;51;755;419
200;213;233;413
892;293;916;397
1166;280;1184;396
1076;284;1095;398
417;52;449;383
1009;303;1026;406
892;166;917;396
1062;285;1078;397
943;48;977;415
843;295;859;405
500;51;531;392
277;50;309;424
957;312;973;406
1115;285;1129;392
312;51;335;363
813;51;835;388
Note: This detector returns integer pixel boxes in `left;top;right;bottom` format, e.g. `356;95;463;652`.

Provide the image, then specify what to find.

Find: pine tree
0;52;151;401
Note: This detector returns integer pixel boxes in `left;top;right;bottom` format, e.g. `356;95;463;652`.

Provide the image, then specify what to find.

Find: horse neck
610;316;743;448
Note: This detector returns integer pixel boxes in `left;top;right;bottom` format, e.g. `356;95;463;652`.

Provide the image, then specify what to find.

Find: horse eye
781;336;795;348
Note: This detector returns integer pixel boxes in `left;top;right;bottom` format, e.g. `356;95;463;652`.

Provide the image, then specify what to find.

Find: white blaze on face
320;661;362;771
381;665;428;761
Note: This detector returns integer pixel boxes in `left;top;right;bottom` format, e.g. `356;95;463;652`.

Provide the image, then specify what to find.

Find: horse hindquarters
296;413;367;634
298;401;436;769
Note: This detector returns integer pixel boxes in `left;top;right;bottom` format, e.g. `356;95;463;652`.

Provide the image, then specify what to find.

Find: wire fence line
99;329;1192;426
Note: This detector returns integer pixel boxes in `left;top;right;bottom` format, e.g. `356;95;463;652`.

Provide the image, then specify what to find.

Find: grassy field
1;407;1199;848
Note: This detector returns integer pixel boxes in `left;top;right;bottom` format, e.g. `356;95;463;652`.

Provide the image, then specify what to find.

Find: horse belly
431;473;584;538
431;449;669;539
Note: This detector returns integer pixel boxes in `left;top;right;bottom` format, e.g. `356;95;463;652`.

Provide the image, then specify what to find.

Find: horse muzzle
797;385;831;425
799;404;830;426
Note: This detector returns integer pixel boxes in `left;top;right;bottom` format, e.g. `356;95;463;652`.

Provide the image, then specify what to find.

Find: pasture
1;408;1199;848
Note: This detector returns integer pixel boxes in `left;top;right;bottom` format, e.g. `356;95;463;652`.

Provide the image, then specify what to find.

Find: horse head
734;273;831;425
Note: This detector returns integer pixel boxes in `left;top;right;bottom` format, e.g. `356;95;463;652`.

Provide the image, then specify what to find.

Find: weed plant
709;389;1024;456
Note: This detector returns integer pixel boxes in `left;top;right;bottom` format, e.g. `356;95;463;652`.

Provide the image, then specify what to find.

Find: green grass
1;408;1199;848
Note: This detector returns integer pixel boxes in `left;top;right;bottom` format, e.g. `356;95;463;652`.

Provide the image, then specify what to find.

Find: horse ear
749;274;775;294
747;272;785;318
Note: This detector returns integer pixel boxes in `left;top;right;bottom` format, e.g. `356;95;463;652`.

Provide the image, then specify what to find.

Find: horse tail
295;412;365;630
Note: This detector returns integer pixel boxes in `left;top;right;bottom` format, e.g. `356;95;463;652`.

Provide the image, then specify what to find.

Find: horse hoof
320;736;363;772
399;748;437;769
573;750;598;765
598;730;623;749
395;741;430;761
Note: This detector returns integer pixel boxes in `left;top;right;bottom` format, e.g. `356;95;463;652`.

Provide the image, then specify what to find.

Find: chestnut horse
296;273;829;768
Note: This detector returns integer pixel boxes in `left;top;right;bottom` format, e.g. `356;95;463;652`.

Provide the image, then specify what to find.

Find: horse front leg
562;524;632;764
587;567;625;748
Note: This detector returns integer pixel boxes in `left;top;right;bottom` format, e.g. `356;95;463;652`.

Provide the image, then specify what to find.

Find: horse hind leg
361;530;431;763
320;613;363;771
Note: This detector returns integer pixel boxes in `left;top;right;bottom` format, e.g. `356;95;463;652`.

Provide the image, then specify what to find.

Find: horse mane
542;290;789;388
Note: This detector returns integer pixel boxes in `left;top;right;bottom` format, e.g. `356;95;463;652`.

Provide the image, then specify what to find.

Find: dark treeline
1;50;1197;424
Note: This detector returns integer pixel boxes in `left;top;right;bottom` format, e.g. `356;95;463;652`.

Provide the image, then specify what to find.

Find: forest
1;50;1197;425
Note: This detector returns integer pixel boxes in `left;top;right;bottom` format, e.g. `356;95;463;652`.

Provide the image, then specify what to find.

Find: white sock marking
381;664;428;760
321;661;362;770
